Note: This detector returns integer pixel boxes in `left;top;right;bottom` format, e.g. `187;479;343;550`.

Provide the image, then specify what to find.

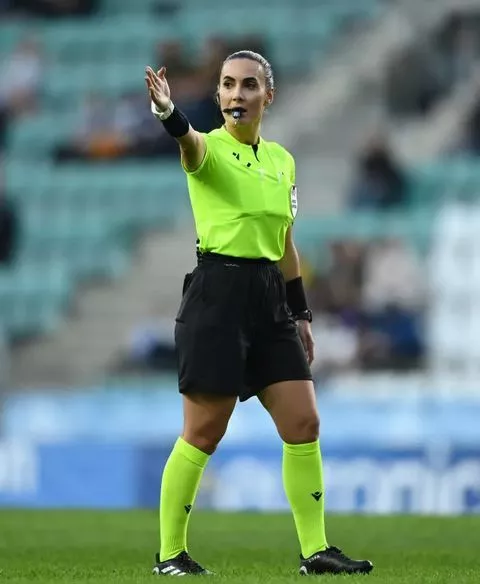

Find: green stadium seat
0;262;72;337
8;115;74;156
294;209;434;267
408;157;480;208
101;0;157;15
19;229;130;281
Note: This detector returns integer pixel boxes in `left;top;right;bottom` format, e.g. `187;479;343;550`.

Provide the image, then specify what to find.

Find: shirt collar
220;125;261;149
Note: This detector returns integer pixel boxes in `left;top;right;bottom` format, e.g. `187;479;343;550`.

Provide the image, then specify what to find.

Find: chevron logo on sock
184;504;192;514
311;491;323;501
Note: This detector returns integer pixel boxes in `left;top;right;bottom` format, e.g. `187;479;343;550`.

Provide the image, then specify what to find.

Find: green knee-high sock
159;437;210;561
283;440;328;559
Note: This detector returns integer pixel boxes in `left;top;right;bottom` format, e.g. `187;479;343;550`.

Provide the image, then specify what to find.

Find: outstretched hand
145;66;171;112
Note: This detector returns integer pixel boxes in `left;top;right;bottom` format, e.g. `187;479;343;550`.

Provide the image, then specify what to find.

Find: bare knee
259;380;320;445
278;411;320;444
183;417;229;454
182;394;236;455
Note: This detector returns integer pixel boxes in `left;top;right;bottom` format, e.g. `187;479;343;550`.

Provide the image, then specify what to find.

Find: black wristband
162;106;190;138
285;276;309;316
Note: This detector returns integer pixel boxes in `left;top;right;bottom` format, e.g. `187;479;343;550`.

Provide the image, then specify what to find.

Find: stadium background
0;0;479;517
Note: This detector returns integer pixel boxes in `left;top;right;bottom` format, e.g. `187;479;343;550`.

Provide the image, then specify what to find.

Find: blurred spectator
309;241;365;317
385;10;480;119
234;35;269;62
449;23;479;83
359;238;425;371
348;134;407;210
171;36;226;132
306;237;425;374
439;10;480;84
54;93;129;162
0;38;43;122
113;317;177;374
310;314;359;380
113;91;175;159
157;40;195;82
54;91;187;162
10;0;98;17
357;305;423;371
0;169;19;267
306;241;364;379
459;97;480;155
200;37;229;77
362;238;424;312
0;106;7;154
327;241;364;313
384;41;446;118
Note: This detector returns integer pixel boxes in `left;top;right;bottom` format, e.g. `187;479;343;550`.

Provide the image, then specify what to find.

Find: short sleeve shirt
183;126;297;261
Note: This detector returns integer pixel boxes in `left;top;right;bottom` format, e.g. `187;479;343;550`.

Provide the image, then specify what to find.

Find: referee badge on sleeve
290;185;298;218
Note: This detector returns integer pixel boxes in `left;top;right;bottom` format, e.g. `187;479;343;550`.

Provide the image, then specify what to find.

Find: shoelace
178;552;203;572
326;546;350;560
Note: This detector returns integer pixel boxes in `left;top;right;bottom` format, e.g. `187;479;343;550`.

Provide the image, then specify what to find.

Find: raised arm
145;66;206;172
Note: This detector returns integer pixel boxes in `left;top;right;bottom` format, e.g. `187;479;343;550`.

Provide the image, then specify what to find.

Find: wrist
294;309;313;323
285;276;311;320
154;102;190;138
151;99;174;120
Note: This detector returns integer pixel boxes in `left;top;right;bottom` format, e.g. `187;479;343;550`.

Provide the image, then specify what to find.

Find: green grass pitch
0;511;478;583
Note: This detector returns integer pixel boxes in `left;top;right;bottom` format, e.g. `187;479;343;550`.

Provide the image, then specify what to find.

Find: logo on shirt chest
232;152;286;183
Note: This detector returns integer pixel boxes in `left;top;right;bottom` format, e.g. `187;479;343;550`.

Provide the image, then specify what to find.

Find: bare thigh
258;380;319;444
182;393;237;454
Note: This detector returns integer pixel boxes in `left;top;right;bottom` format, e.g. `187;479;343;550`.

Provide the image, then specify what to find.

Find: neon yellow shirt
183;126;297;261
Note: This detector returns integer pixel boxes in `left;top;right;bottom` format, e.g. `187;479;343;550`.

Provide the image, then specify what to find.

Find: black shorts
174;252;312;402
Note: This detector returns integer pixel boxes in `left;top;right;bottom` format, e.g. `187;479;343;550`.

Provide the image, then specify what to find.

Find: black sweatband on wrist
162;106;190;138
285;276;308;316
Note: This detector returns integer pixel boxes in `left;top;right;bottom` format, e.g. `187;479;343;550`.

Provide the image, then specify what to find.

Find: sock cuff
283;440;320;456
176;437;210;468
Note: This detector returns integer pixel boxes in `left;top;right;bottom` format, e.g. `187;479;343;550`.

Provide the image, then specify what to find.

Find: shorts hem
239;374;313;402
179;385;240;398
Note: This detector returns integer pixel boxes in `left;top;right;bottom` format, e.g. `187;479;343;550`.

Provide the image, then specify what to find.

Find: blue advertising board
0;439;479;514
0;441;137;508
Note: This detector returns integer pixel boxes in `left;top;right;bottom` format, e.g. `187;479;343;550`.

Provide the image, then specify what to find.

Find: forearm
278;228;310;319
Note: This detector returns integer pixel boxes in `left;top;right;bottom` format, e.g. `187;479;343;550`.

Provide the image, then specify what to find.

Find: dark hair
221;50;275;92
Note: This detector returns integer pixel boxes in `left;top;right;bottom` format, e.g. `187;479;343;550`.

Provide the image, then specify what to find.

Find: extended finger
145;78;158;97
146;68;160;86
149;90;160;105
300;336;309;360
146;78;162;99
146;68;159;84
148;70;163;92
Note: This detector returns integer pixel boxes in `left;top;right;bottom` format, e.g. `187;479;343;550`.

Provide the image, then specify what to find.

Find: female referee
145;51;373;577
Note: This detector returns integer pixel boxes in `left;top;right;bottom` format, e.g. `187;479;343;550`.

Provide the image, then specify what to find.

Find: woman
145;51;373;577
